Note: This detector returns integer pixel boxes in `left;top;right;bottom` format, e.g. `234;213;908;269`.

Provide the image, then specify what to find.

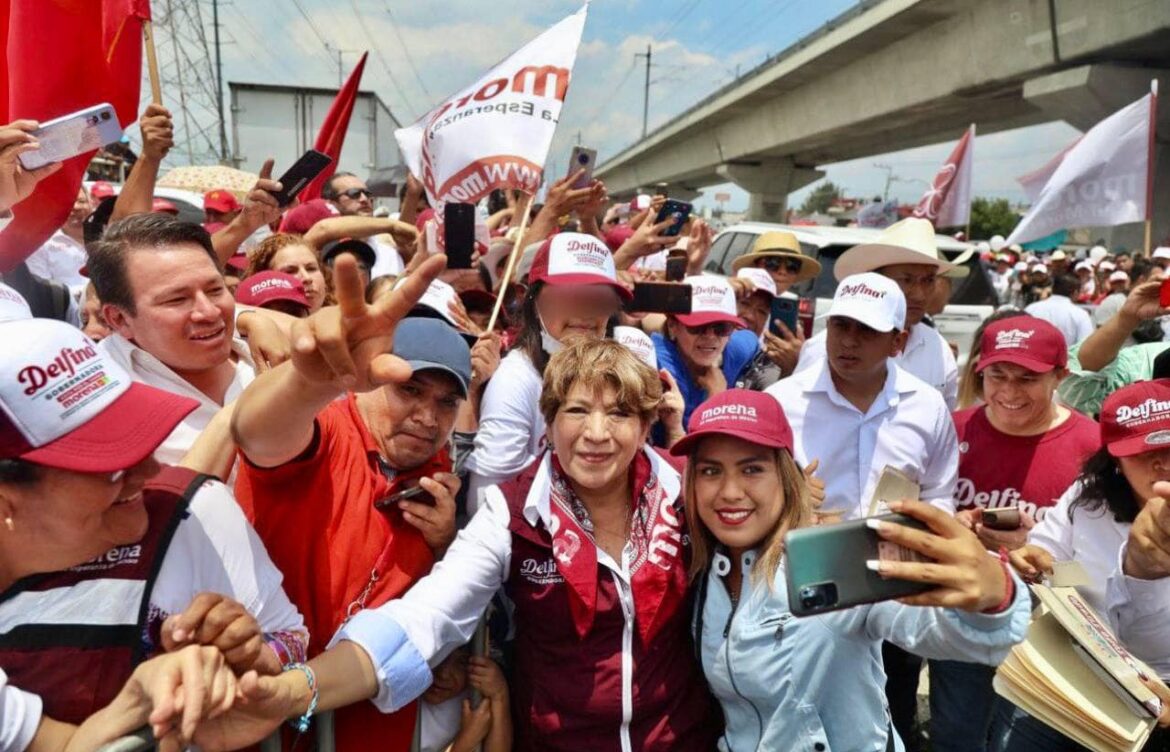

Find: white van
705;222;996;365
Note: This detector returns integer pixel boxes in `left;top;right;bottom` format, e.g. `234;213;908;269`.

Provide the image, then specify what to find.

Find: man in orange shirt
231;256;470;750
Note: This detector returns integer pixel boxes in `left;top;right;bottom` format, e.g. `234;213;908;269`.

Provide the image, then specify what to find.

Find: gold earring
4;517;13;532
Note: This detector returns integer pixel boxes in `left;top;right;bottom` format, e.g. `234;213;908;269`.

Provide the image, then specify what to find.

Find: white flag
1007;92;1153;245
395;5;587;208
912;124;974;228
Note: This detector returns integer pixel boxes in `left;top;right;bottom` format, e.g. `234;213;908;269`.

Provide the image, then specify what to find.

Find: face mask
537;311;563;355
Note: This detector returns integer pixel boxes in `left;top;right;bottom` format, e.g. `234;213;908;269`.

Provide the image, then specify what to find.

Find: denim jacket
695;549;1031;752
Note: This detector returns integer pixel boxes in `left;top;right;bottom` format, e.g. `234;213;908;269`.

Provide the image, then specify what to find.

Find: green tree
799;181;842;215
969;197;1020;240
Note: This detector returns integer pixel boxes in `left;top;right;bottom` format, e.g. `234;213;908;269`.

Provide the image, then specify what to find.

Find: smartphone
444;202;476;269
1160;278;1170;308
771;294;800;335
981;507;1022;531
625;282;692;314
655;199;693;237
18;103;121;170
784;513;934;617
665;249;687;282
270;149;333;207
567;146;597;189
374;481;435;511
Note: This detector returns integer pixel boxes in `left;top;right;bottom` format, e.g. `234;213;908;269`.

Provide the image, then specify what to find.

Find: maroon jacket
500;453;718;751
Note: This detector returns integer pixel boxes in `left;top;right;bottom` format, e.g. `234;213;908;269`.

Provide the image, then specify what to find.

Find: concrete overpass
595;0;1170;244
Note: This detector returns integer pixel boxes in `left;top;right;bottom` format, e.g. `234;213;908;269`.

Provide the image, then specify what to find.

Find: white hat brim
834;243;957;281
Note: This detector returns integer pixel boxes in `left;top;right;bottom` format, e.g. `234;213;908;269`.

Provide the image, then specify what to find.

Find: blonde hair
539;338;662;428
684;444;812;585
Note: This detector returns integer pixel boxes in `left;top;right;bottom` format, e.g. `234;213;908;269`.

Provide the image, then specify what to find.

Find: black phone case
444;203;476;269
625;283;693;314
271;150;333;206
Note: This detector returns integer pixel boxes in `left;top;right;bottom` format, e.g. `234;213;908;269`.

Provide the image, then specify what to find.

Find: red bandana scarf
546;450;689;645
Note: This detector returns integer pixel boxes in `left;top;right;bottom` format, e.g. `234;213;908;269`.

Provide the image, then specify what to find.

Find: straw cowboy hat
731;231;822;282
834;218;958;281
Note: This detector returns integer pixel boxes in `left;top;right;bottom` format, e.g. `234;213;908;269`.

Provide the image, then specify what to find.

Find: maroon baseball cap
235;271;310;310
528;232;632;301
224;252;248;274
1100;379;1170;458
279;199;337;235
604;224;634;252
976;316;1067;374
670;389;793;457
459;288;496;310
203;189;240;214
151;198;178;215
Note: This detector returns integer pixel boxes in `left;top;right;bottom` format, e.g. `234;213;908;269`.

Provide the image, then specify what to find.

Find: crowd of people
1;99;1170;752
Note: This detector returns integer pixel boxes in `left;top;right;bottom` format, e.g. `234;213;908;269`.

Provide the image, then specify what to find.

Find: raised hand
0;120;62;213
763;319;805;377
1123;484;1170;580
139;104;175;161
237;158;282;231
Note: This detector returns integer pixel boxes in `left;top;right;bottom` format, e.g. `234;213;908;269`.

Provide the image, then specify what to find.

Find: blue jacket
653;329;759;427
696;549;1031;752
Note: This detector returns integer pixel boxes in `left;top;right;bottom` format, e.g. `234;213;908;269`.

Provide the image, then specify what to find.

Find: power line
347;0;418;117
383;2;432;101
659;0;705;40
289;0;337;65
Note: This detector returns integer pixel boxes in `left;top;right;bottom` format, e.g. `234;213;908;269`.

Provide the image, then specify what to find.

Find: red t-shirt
952;405;1100;522
234;393;449;752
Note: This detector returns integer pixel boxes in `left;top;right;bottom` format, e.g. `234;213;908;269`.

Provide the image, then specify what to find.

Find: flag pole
143;21;163;104
486;192;536;332
1144;79;1158;257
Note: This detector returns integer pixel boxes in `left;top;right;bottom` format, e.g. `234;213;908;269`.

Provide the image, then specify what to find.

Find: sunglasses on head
684;322;735;337
762;257;803;274
341;187;371;200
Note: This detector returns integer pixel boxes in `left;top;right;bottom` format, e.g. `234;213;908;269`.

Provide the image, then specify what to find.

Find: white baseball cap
989;235;1006;251
0;283;31;323
1109;270;1130;283
1031;263;1049;275
614;326;657;370
1153;247;1170;260
398;278;478;343
0;319;198;472
734;267;777;298
824;273;907;333
1074;260;1093;272
1099;260;1117;272
676;275;745;328
528;233;631;301
1089;245;1109;264
1013;262;1028;272
1050;250;1068;261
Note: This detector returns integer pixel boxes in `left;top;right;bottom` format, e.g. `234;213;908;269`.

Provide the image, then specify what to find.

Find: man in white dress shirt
1025;272;1094;346
797;218;960;409
23;185;92;292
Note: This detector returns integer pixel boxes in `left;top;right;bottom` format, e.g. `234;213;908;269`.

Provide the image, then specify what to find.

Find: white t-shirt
1025;295;1094;347
0;671;40;752
369;236;405;278
98;333;255;471
767;358;958;519
24;230;87;292
464;349;545;513
798;321;958;410
1029;482;1170;678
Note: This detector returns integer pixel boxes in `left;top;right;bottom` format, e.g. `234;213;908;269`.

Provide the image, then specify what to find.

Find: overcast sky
176;0;1080;210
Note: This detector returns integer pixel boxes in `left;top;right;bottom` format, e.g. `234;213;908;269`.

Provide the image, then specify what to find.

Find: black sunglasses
341;187;372;200
762;257;803;274
684;322;735;337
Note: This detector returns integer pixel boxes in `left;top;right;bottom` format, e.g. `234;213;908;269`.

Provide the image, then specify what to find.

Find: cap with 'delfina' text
529;232;631;301
1100;379;1170;458
670;389;793;456
0;319;198;472
824;272;906;332
976;316;1066;374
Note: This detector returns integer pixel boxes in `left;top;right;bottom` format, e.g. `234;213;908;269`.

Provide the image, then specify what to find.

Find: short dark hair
323;171;358;201
1051;273;1080;298
88;213;218;315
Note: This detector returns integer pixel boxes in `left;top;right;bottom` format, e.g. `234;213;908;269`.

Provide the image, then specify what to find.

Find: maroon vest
501;457;718;752
0;467;206;724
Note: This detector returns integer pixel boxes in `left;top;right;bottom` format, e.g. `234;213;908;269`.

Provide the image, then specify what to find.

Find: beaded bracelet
284;662;319;733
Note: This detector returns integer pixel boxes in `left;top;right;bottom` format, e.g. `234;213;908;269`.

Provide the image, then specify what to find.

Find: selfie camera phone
771;294;800;335
784;513;933;616
18;103;121;171
981;507;1022;531
567;146;597;190
374;482;435;511
665;249;688;282
444;202;476;269
655;199;693;238
625;283;692;315
270;149;333;207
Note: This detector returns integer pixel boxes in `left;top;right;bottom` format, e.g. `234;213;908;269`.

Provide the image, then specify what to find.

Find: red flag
0;0;147;272
912;124;975;229
300;52;368;202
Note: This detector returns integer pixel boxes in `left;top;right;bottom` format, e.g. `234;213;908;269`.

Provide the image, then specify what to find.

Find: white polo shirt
766;357;958;520
798;321;958;410
98;332;255;468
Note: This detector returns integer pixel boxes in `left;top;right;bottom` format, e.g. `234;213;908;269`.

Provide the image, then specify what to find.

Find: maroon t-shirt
952;405;1100;522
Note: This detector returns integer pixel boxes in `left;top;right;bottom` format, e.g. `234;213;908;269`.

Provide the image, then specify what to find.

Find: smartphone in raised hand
444;202;476;269
18;103;121;170
269;149;333;207
567;146;597;189
655;199;693;237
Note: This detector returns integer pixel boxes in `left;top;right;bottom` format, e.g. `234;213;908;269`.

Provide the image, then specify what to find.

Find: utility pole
325;44;361;88
635;44;651;138
874;163;894;201
212;0;228;163
575;130;582;146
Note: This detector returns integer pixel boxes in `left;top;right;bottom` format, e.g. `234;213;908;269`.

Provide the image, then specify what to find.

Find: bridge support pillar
717;158;824;222
1024;63;1170;252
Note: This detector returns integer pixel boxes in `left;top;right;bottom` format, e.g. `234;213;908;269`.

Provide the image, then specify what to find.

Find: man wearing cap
1025;273;1093;347
797;218;961;409
203;189;240;226
24;185;92;291
990;255;1013;305
1095;269;1132;326
1153;246;1170;271
230;255;468;751
322;237;378;288
0;318;307;724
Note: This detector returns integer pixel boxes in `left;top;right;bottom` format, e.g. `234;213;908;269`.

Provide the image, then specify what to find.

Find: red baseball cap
224;252;248;274
670;389;793;456
89;181;115;200
1100;379;1170;458
279;199;337;235
976;316;1067;374
203;189;240;214
459;288;496;310
604;224;634;252
151;198;178;215
0;319;198;472
234;271;310;310
528;232;632;301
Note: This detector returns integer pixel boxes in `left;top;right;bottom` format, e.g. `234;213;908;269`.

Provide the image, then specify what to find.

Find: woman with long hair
243;233;331;313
